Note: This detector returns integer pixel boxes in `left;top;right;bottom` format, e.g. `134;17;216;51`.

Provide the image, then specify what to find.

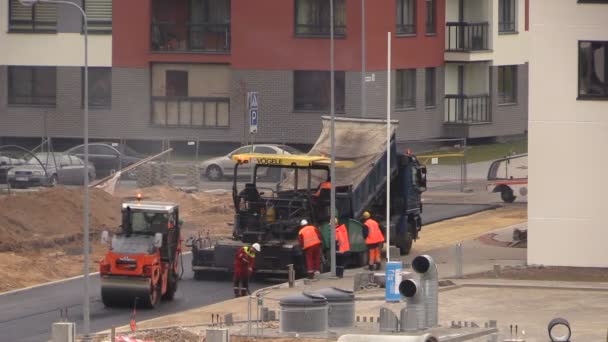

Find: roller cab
99;199;181;308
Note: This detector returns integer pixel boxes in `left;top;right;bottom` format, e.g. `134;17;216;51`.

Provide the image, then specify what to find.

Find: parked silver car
7;153;96;188
200;144;303;181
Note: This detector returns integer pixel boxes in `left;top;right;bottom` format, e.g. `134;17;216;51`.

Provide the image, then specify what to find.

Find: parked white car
200;144;303;181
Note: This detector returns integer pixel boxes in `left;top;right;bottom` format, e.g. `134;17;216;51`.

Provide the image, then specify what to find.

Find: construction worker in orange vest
298;219;321;279
335;218;350;278
362;211;385;271
314;176;332;197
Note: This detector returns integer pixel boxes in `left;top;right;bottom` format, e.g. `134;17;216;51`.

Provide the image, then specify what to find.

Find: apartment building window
498;65;517;104
84;0;112;33
82;68;111;108
295;0;346;37
498;0;516;33
152;65;230;128
8;0;57;32
8;66;56;106
425;0;436;34
396;69;417;110
425;68;436;107
166;70;188;97
396;0;415;35
294;71;345;112
579;41;608;99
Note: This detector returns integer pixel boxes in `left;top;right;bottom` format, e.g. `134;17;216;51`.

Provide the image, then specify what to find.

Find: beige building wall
528;0;608;267
0;8;111;67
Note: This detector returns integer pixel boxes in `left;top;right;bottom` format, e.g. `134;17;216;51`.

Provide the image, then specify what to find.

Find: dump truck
487;153;528;203
189;117;427;278
99;199;182;308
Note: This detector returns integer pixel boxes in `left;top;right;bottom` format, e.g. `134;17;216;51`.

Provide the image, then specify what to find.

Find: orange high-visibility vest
299;225;321;249
336;224;350;253
364;218;385;245
315;181;332;196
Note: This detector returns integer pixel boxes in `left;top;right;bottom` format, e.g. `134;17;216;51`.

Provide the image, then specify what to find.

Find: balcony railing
152;96;230;127
151;23;230;53
446;22;489;51
444;94;491;124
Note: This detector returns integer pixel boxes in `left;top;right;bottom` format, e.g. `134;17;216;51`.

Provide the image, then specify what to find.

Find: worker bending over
298;219;321;279
335;218;350;278
233;243;261;297
362;211;384;271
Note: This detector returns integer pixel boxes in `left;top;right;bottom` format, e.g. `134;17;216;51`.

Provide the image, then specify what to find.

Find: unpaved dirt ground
0;186;234;293
465;266;608;282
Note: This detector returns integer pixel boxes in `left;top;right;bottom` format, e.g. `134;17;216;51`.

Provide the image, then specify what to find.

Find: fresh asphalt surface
0;203;495;342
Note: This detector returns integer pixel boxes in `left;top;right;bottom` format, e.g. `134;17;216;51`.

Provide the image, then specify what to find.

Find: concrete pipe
337;333;438;342
412;255;438;328
398;279;426;331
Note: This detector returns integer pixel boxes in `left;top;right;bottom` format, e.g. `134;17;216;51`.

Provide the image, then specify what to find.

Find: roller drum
101;276;158;308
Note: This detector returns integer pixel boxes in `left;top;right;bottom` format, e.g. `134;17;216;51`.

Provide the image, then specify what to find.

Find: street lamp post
19;0;90;339
329;0;337;277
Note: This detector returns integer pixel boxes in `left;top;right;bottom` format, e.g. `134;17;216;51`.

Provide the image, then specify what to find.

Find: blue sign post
385;261;402;302
248;92;259;134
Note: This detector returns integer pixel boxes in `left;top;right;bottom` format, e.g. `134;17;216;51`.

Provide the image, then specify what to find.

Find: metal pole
83;16;90;339
37;0;89;336
386;32;391;262
37;0;90;336
329;0;336;277
36;1;89;336
361;0;366;117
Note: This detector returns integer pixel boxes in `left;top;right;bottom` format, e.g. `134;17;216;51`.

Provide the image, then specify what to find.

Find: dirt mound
114;186;234;236
0;187;121;251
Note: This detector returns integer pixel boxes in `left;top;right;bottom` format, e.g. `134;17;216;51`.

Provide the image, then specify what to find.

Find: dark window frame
425;0;436;34
425;67;436;108
577;0;608;3
498;65;518;105
294;0;346;38
7;66;57;107
8;0;57;33
396;0;416;36
81;67;112;109
498;0;517;33
396;69;417;110
293;70;346;112
578;40;608;100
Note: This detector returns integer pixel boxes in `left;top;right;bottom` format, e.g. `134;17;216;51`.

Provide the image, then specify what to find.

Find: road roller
99;197;181;308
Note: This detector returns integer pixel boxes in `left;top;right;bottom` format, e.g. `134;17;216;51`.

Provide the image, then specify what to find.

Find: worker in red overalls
298;219;321;279
362;211;385;271
233;243;261;297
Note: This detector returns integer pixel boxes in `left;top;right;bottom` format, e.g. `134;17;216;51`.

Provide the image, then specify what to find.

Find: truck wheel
501;187;516;203
397;221;415;256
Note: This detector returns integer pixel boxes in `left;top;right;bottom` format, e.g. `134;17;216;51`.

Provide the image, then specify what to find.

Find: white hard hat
252;243;261;252
300;219;308;226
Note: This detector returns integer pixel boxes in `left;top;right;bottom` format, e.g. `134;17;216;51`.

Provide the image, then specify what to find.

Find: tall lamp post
19;0;91;339
329;0;337;277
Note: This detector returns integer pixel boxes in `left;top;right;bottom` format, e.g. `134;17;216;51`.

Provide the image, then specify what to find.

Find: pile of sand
0;187;122;252
114;186;234;237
